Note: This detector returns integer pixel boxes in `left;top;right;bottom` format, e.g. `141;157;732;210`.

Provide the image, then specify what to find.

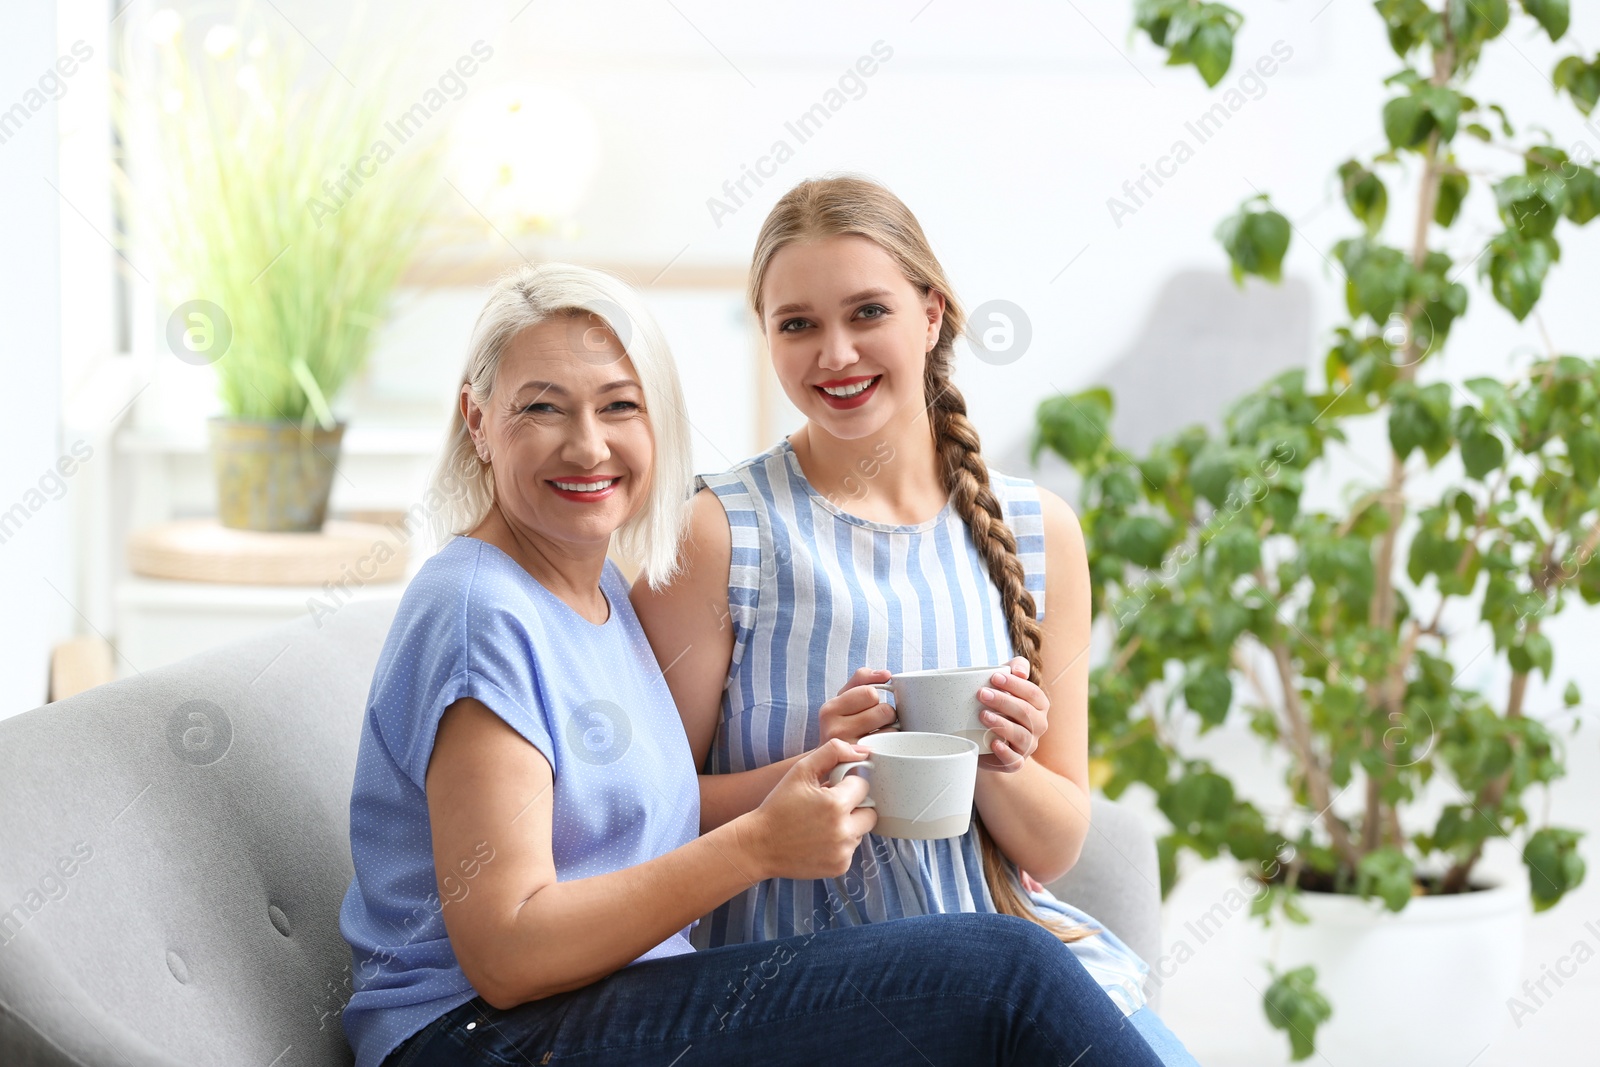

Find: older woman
337;263;1166;1067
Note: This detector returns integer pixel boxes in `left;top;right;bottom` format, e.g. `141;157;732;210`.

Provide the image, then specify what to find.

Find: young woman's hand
976;656;1050;773
738;739;877;880
818;667;896;745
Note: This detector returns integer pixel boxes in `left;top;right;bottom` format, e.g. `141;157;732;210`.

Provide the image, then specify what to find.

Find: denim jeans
385;913;1166;1066
1128;1007;1202;1066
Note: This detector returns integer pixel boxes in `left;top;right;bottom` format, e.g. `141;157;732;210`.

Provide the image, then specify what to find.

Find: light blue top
338;536;700;1067
695;440;1150;1014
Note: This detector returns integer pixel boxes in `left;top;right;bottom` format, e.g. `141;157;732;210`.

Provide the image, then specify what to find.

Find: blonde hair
428;263;694;587
749;176;1094;944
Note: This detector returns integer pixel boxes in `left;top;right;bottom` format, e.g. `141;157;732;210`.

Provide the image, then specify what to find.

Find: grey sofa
0;597;1161;1066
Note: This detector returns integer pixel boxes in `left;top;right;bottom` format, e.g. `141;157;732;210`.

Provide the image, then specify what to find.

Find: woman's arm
630;488;799;830
969;488;1095;884
425;696;873;1010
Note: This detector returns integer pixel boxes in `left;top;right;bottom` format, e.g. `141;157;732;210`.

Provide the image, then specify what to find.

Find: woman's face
463;315;654;555
760;234;944;441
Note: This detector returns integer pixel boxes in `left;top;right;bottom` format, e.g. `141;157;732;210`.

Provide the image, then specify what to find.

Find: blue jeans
1129;1007;1202;1066
385;913;1166;1066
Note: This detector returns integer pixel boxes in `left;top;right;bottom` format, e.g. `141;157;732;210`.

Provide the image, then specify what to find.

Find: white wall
0;0;70;717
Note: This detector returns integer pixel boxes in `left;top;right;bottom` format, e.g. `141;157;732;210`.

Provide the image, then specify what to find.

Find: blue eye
605;400;640;413
522;402;557;414
778;318;810;333
857;304;888;319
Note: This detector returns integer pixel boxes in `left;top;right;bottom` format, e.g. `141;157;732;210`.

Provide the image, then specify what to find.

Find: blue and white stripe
693;439;1150;1015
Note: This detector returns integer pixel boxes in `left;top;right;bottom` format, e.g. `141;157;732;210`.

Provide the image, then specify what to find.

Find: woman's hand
977;656;1049;773
818;667;896;745
738;740;877;880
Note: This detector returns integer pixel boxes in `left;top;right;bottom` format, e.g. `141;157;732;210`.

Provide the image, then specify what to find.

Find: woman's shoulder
693;440;790;499
367;537;552;791
984;464;1039;497
390;536;539;643
985;468;1078;527
983;466;1046;523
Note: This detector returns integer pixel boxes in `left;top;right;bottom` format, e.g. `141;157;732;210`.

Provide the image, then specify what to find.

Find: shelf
128;518;411;586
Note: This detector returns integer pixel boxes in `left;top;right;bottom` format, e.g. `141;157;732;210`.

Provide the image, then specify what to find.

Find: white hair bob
427;262;694;588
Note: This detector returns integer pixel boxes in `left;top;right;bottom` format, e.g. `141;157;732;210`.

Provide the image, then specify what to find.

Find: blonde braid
925;364;1096;944
925;376;1044;680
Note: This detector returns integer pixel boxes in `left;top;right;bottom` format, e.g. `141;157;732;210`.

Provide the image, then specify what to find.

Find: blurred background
2;0;1597;1063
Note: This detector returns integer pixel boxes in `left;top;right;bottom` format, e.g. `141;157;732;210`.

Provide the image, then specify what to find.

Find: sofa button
268;904;292;937
466;1022;476;1031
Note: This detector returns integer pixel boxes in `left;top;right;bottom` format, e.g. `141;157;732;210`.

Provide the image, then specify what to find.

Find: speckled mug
825;731;980;840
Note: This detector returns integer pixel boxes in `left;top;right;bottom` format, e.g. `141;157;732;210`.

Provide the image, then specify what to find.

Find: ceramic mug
825;731;980;840
871;663;1011;749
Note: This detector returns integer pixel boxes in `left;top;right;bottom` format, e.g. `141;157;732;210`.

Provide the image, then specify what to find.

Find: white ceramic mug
871;663;1011;749
825;731;980;840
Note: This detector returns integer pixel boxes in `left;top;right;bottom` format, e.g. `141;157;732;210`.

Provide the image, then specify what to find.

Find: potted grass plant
1036;0;1598;1061
116;8;440;531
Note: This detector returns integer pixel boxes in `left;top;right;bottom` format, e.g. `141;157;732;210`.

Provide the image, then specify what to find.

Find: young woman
338;263;1168;1067
631;178;1200;1063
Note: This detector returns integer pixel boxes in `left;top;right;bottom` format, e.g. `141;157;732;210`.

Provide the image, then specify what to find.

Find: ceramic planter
1273;876;1524;1064
208;418;346;532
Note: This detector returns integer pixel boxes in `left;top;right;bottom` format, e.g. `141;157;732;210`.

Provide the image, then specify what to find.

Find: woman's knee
946;914;1098;992
943;910;1067;948
905;913;1076;967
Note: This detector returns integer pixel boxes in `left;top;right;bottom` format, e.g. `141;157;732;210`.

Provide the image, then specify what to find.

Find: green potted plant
118;8;440;531
1038;0;1597;1059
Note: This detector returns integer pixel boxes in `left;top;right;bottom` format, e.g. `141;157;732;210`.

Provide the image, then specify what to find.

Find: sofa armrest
1043;796;1163;1011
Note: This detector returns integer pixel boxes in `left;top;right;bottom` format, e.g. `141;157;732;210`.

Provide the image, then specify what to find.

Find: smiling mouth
548;477;620;495
815;375;880;399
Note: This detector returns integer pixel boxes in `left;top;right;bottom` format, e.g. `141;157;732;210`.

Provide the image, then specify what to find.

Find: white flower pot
1272;877;1525;1065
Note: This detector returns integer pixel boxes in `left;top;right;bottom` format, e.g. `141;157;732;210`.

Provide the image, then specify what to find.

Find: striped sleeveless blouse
693;439;1151;1015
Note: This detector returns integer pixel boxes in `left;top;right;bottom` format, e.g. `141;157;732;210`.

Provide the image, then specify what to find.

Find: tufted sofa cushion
0;598;394;1066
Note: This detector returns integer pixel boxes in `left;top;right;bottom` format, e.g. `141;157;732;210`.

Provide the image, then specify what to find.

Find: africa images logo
565;700;632;766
